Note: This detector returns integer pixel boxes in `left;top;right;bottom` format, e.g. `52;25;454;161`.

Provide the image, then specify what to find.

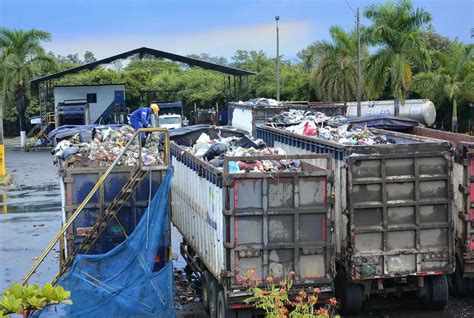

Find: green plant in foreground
243;270;339;318
0;282;72;317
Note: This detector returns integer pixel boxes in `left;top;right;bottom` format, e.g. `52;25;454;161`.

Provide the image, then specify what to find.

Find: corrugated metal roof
31;47;256;84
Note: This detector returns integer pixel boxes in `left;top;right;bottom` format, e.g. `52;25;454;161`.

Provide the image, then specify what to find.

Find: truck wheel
452;267;469;296
201;271;211;308
217;289;234;318
208;280;218;318
339;279;363;315
427;275;449;309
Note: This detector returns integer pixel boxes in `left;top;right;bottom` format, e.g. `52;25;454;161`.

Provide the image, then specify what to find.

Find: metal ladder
23;127;170;285
56;168;149;282
25;112;55;149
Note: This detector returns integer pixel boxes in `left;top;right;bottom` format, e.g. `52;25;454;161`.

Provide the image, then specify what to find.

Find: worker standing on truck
129;103;159;145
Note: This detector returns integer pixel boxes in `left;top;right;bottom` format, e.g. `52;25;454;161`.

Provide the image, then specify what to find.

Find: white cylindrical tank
346;99;436;126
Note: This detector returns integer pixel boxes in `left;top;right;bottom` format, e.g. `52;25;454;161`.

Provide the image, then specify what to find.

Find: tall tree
312;25;367;102
364;0;431;114
413;43;474;132
83;51;97;64
0;28;55;135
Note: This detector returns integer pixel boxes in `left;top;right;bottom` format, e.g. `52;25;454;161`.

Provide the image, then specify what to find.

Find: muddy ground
0;140;472;317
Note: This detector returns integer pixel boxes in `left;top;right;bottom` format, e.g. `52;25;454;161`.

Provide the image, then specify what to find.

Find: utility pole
356;8;361;117
345;1;361;117
275;16;280;101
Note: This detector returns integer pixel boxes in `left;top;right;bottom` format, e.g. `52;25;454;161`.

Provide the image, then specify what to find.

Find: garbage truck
256;123;455;314
55;126;170;272
169;125;336;317
383;126;474;295
157;102;184;129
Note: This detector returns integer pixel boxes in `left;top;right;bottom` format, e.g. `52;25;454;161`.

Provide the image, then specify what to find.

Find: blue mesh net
35;169;175;317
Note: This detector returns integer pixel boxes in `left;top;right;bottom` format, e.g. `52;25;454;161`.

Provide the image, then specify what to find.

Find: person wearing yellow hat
129;103;160;143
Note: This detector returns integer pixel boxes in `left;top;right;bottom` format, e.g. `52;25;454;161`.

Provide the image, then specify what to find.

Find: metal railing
25;112;56;148
23;127;170;284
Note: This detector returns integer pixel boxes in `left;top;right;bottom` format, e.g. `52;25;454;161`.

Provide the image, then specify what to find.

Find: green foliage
242;271;339;318
0;27;56;131
309;26;368;102
0;282;72;316
364;0;432;101
413;42;474;131
1;0;473;133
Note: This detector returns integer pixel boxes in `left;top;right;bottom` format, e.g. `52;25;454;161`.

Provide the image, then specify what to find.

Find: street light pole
356;8;361;117
275;16;280;101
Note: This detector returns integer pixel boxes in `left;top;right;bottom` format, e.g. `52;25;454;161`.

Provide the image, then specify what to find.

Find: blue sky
1;0;473;61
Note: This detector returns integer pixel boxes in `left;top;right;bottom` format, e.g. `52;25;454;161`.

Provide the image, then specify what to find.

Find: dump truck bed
257;124;455;280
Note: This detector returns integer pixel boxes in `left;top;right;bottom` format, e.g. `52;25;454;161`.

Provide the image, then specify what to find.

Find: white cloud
43;21;313;61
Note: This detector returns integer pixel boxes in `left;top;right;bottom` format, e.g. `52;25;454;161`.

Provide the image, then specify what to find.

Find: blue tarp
48;124;124;143
346;115;422;130
34;169;175;317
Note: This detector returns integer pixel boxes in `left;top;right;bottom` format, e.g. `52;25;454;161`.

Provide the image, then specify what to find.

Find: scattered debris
180;131;302;173
270;109;332;125
174;268;201;306
51;125;163;167
236;97;280;107
269;109;394;145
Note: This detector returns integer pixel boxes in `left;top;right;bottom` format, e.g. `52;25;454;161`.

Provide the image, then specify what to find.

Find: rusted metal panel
170;141;335;301
256;123;455;280
59;165;166;266
348;153;453;280
400;127;474;276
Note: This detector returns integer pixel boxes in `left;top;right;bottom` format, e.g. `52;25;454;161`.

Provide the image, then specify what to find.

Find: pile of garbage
270;109;332;125
286;122;394;145
181;132;302;173
52;125;162;167
270;109;348;126
235;97;280;107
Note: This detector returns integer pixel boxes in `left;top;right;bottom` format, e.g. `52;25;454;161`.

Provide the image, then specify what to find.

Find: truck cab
158;114;182;129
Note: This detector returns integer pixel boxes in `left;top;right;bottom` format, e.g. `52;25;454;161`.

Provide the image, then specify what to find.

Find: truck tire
452;267;469;296
208;280;218;318
217;289;235;318
427;274;449;309
201;271;211;308
338;277;363;315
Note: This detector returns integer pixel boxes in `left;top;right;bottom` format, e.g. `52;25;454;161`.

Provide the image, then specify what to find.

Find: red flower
279;281;287;288
309;295;317;303
289;271;296;278
316;308;329;316
266;276;273;283
313;287;321;294
329;297;338;306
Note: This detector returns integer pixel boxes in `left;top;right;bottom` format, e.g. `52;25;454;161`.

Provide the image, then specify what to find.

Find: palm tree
413;43;474;132
364;0;431;115
0;28;55;139
312;25;367;102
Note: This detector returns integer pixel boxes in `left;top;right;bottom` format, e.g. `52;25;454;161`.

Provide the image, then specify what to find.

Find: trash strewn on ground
180;131;302;173
174;268;200;306
51;125;162;167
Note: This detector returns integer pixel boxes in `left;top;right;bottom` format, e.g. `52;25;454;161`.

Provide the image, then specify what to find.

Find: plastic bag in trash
60;146;80;161
204;143;227;161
